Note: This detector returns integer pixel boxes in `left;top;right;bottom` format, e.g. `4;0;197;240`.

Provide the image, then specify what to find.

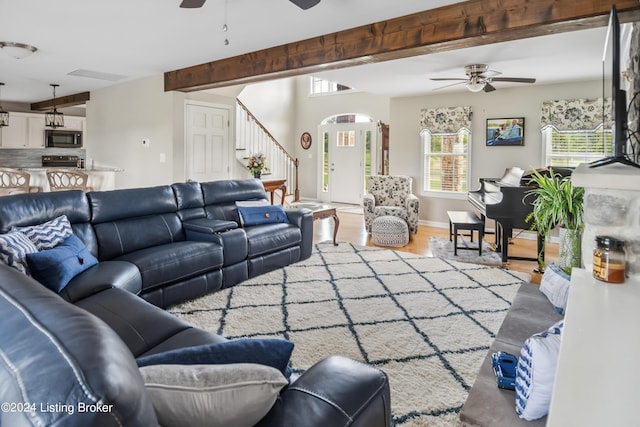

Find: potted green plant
525;167;584;274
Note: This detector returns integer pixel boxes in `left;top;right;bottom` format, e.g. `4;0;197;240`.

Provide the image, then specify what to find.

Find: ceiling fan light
466;81;485;92
0;42;37;59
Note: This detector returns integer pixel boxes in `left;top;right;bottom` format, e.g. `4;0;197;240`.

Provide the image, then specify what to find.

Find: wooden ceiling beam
164;0;640;93
30;91;91;111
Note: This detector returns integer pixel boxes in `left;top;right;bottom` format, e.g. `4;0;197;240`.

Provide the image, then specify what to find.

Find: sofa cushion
244;223;301;258
0;230;38;274
140;363;287;427
0;263;157;426
92;213;185;260
74;287;223;357
14;214;73;250
515;320;564;421
116;241;224;291
136;338;294;378
0;190;91;234
26;234;99;292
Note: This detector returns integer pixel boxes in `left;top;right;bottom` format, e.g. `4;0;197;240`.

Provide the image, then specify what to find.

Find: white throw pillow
0;230;39;274
515;320;564;420
14;215;73;250
540;263;571;314
139;363;288;427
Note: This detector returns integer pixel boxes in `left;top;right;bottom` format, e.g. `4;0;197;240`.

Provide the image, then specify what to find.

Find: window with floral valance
540;97;613;166
419;106;472;194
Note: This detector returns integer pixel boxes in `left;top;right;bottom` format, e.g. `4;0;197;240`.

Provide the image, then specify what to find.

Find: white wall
293;76;391;199
390;79;605;224
86;75;174;189
86;75;239;189
238;79;297;153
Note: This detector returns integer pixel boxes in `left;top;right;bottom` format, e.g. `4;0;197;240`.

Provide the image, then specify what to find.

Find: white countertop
547;268;640;426
20;167;124;172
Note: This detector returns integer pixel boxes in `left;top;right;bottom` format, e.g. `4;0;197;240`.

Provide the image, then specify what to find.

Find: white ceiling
0;0;612;104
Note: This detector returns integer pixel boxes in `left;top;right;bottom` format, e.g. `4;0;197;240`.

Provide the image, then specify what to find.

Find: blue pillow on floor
136;338;295;378
26;234;98;293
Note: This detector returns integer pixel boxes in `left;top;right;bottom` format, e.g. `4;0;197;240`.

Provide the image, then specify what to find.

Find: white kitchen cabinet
0;114;29;147
61;116;84;132
0;112;85;148
28;116;45;147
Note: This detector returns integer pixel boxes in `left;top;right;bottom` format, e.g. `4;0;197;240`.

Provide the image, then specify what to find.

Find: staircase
235;99;300;202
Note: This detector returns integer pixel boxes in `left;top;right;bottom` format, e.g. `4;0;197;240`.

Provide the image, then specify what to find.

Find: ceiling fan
430;64;536;93
179;0;320;10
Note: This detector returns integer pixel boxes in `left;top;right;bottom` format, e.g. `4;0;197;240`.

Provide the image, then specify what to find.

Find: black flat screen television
590;5;640;168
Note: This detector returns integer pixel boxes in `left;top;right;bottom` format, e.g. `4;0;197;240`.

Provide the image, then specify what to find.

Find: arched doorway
317;114;377;205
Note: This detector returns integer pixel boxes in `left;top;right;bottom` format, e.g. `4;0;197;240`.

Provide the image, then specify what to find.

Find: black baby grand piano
468;167;544;268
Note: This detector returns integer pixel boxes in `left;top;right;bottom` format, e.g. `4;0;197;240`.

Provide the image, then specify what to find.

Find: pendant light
0;83;8;127
45;84;64;128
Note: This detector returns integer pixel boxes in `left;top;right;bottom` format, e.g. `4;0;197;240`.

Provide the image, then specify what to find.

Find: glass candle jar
593;235;626;283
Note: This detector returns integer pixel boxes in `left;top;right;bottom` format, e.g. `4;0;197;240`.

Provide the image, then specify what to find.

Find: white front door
318;122;377;205
185;103;230;182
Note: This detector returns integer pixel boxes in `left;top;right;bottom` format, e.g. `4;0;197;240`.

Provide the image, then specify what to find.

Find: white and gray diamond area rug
170;242;530;426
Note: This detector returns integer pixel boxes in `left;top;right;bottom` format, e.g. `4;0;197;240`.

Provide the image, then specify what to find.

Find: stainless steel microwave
45;130;83;148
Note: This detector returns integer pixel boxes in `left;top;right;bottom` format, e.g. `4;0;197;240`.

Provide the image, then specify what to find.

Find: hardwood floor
311;211;558;284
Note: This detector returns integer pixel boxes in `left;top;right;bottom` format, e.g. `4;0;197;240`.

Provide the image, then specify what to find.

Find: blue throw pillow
26;234;98;293
136;338;294;378
236;204;288;227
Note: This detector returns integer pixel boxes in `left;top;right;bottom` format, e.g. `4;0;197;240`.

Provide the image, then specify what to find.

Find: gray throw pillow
139;363;288;427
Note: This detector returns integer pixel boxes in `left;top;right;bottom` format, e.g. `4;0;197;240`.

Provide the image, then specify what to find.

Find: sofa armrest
285;208;314;261
257;356;391;427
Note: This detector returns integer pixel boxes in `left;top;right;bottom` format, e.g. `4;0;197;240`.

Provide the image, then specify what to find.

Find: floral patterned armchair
363;175;419;234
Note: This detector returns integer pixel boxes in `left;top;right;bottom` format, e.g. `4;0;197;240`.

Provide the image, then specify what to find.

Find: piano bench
447;211;484;256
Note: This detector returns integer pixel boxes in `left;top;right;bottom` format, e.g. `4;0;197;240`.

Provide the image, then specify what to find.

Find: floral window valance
540;97;611;131
420;106;472;133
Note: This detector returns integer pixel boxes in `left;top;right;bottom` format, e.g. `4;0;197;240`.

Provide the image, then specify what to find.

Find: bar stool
0;167;41;196
46;169;91;192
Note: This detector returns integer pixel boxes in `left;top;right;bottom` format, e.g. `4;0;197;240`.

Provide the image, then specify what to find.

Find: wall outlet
142;138;150;148
159;152;166;163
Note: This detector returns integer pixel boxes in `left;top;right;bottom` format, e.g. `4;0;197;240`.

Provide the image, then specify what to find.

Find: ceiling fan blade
432;81;467;91
480;70;502;78
289;0;321;9
180;0;206;8
491;77;536;83
483;83;496;92
429;78;467;81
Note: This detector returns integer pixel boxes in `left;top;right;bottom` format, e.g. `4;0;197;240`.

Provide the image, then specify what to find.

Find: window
543;127;612;167
540;97;612;167
421;129;469;193
336;130;355;147
310;77;351;95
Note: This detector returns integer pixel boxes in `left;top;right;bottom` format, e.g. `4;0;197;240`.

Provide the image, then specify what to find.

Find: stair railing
236;99;300;202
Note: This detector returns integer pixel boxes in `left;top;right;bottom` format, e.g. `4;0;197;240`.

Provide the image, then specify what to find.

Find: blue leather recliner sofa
0;178;392;426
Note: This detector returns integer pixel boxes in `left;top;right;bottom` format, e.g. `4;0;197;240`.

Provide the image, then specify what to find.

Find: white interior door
185;103;230;182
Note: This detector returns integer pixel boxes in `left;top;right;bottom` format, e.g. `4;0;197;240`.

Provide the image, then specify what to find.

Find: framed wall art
486;117;525;146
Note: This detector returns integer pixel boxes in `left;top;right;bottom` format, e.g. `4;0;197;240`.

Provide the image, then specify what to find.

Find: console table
547;268;640;426
261;179;287;205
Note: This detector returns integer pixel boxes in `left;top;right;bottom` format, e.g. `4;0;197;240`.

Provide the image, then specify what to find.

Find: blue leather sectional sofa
0;179;392;426
0;179;313;308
